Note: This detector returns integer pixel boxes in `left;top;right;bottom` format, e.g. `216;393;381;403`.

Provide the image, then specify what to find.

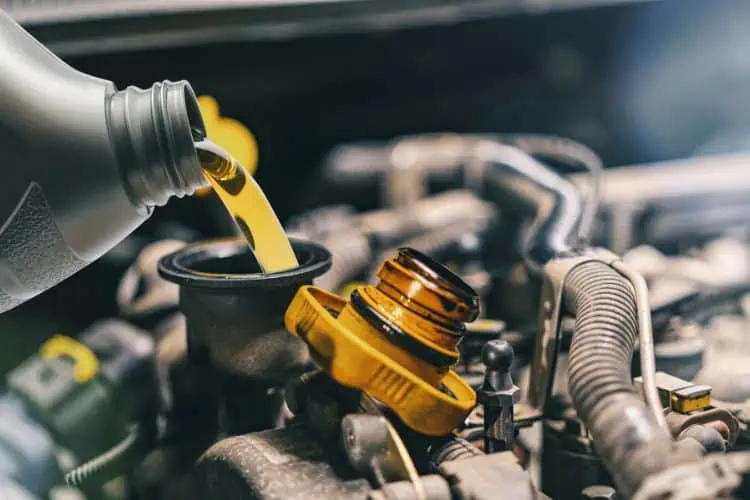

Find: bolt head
476;386;520;406
580;485;618;500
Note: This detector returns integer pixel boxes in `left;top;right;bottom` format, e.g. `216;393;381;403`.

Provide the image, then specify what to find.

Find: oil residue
195;140;298;273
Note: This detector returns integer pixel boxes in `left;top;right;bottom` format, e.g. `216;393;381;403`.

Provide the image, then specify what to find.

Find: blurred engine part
309;189;496;293
570;154;750;254
325;135;750;259
323;133;601;253
0;320;156;496
116;240;187;318
193;422;373;500
621;238;750;403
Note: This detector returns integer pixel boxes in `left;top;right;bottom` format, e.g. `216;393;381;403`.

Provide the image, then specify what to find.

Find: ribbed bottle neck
109;80;207;208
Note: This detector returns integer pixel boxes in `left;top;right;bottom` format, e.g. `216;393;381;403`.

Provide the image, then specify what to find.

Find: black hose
477;141;583;272
322;135;596;273
504;134;603;247
564;262;700;497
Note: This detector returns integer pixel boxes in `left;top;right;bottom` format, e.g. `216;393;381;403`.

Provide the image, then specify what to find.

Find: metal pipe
611;260;670;433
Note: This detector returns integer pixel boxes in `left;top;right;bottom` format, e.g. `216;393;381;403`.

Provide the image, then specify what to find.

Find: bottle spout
109;80;208;208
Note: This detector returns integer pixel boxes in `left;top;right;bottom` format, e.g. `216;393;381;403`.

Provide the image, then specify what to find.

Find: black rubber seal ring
350;290;457;368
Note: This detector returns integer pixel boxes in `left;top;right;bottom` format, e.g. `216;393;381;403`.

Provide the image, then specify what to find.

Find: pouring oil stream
195;140;299;273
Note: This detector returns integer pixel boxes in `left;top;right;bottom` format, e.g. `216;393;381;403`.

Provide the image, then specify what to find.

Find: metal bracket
341;413;425;500
522;249;621;422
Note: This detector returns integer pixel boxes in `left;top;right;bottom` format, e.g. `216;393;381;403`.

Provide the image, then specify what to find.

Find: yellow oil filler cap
285;247;479;436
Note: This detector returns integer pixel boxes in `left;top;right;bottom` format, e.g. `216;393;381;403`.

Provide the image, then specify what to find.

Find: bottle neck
108;80;207;208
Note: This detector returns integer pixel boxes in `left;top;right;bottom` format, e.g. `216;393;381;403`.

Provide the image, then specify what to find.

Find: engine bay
3;1;750;499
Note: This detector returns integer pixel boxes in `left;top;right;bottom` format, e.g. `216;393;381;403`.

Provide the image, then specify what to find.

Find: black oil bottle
0;11;207;313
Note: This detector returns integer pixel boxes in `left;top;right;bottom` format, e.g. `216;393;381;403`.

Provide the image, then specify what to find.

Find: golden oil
195;140;298;273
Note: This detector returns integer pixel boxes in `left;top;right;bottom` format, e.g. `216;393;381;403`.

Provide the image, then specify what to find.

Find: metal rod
610;260;670;433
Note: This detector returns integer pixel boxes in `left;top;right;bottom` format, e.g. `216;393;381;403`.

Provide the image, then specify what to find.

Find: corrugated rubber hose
429;436;483;470
564;261;701;498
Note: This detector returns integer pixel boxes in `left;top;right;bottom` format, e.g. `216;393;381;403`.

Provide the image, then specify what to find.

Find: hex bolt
476;339;520;452
580;485;618;500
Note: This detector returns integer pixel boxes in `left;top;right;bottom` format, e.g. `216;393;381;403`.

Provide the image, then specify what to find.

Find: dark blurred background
2;0;749;369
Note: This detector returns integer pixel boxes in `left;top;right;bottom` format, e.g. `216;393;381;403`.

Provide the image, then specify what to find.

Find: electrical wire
505;134;604;248
65;423;141;489
610;260;670;433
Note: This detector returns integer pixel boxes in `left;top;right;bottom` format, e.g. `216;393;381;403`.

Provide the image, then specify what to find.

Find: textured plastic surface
0;184;88;312
0;11;205;313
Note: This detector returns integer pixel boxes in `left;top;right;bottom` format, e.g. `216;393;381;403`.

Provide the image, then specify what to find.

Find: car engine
2;2;750;499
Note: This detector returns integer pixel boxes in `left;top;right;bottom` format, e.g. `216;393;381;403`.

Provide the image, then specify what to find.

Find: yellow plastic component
39;335;99;383
196;95;258;195
285;286;476;436
670;392;712;414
